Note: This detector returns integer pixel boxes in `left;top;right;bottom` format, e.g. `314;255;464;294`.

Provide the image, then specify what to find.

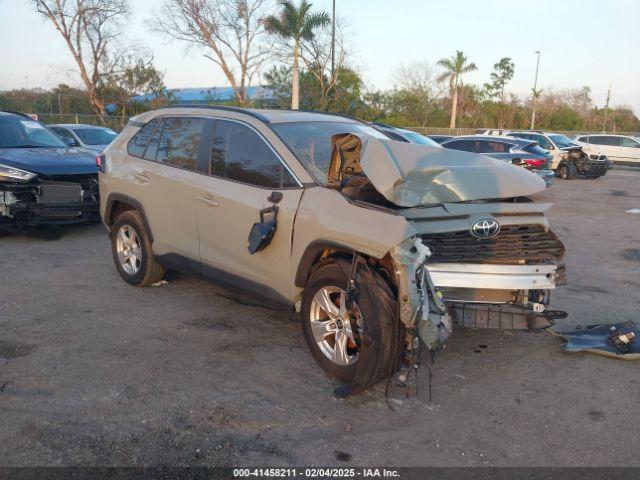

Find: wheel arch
104;193;154;242
294;240;397;294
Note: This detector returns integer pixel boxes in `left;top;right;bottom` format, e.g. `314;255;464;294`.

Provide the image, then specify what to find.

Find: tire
301;258;399;394
557;162;577;180
110;210;165;286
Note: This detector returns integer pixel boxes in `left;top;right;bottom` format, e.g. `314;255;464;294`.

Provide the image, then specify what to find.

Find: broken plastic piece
554;321;640;360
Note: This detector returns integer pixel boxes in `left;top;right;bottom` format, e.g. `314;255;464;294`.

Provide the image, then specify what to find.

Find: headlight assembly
0;163;37;182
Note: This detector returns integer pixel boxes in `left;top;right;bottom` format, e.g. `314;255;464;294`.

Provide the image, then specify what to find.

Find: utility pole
530;51;540;130
330;0;336;77
602;84;611;132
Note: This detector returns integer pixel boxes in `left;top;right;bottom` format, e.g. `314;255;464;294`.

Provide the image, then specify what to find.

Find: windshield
271;121;388;183
0;116;66;148
401;131;442;147
549;134;578;149
73;127;117;146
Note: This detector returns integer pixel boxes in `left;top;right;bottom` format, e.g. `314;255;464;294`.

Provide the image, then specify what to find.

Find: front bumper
581;159;612;177
0;175;99;227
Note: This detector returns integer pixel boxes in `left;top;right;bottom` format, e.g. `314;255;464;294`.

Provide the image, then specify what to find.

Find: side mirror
247;192;282;255
65;137;78;147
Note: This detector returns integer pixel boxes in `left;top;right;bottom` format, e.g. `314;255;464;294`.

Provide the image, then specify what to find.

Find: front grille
422;225;564;265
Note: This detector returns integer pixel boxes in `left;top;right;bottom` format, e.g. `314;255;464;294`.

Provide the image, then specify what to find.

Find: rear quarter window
127;119;161;157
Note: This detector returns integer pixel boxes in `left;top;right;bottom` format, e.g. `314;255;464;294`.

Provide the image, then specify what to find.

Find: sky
1;0;639;114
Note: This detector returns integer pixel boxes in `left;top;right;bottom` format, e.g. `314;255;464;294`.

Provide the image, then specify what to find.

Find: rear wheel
301;259;399;392
110;210;165;286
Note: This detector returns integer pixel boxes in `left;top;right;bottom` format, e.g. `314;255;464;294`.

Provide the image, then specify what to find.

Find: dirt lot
1;168;639;467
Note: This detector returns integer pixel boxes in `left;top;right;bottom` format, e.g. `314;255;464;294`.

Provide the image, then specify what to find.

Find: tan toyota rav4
99;106;566;394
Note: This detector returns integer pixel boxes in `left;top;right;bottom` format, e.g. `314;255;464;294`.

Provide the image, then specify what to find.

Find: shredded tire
301;258;400;396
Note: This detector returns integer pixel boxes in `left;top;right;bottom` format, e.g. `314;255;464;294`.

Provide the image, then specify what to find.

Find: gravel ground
0;168;639;467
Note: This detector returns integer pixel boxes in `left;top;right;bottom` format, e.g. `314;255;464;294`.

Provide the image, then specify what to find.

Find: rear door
619;137;640;164
195;118;304;304
128;116;209;263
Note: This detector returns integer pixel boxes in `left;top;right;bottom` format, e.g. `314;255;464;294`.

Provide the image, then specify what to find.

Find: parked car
0;111;99;230
50;124;118;153
371;123;442;147
100;106;566;393
425;134;454;144
573;134;640;167
440;135;555;186
506;131;611;179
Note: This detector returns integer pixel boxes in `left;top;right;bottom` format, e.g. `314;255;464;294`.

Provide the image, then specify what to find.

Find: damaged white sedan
99;107;566;394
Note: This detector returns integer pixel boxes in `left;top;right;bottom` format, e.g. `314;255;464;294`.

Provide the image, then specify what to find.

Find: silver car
50;124;118;153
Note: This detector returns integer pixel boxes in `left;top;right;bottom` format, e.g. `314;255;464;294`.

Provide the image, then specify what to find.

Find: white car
505;131;611;179
574;134;640;167
49;124;118;153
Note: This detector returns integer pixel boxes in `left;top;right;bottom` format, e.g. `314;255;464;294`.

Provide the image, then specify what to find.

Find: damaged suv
100;107;567;393
0;111;99;230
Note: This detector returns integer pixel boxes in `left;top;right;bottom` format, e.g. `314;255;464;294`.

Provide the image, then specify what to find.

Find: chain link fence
31;113;637;138
34;113;130;131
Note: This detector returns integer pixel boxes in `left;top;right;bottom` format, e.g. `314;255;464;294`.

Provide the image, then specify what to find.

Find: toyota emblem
470;219;500;239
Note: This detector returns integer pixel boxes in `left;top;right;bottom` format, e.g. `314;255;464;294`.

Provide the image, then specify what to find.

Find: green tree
264;0;330;110
485;57;515;103
436;51;477;129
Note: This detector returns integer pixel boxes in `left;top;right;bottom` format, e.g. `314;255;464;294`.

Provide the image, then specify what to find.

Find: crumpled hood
0;147;97;176
357;136;546;207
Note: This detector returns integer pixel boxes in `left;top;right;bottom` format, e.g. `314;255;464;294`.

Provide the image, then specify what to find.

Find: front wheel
301;259;399;393
557;162;577;180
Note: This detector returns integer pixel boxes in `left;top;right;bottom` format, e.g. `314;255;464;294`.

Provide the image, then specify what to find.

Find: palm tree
437;51;478;129
264;0;330;110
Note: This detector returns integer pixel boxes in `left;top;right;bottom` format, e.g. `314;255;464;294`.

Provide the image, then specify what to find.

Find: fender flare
294;240;359;288
103;193;154;242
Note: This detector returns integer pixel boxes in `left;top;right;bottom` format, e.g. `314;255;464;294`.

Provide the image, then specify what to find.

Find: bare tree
297;19;347;110
150;0;272;105
32;0;129;116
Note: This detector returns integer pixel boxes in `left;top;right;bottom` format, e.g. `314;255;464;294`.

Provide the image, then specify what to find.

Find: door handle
197;194;219;207
134;172;150;184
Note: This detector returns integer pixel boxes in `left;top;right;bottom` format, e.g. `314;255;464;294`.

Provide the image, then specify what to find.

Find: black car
440;135;555;187
0;111;99;230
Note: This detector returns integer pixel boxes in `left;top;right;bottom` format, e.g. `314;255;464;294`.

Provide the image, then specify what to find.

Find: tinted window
591;136;618;146
485;141;512;153
156;117;206;171
211;120;297;188
443;140;475;152
621;137;640;148
127;118;161;157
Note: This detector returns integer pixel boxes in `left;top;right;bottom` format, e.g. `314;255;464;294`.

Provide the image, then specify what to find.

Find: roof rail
165;104;271;123
0;110;32;118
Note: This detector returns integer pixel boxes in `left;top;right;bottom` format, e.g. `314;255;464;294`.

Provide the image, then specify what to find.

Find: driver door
195;118;304;305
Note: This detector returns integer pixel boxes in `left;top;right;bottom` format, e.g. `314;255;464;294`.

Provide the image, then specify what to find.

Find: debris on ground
626;209;640;214
150;279;169;287
552;321;640;359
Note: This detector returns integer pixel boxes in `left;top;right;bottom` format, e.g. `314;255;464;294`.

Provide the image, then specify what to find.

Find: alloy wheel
115;225;142;275
309;286;363;366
